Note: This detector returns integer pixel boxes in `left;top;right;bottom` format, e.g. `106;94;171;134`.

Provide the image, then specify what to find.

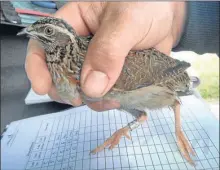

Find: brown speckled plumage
18;17;200;166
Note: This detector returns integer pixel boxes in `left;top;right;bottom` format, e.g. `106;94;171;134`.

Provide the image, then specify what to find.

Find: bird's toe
176;130;196;166
90;127;130;154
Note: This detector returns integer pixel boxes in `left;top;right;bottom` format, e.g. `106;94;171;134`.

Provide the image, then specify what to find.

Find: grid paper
1;95;219;170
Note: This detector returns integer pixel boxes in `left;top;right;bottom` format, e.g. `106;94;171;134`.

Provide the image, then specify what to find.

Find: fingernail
82;71;108;98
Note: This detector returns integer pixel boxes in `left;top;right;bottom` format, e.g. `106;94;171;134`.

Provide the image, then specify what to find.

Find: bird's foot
176;130;196;166
90;126;131;154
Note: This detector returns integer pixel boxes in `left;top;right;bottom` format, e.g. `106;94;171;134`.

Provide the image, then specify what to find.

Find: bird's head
17;17;78;51
177;76;201;96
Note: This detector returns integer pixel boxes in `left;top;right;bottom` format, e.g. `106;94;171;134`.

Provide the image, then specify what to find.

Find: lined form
1;95;219;170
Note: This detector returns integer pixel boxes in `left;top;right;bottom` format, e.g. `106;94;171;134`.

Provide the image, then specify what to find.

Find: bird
17;16;200;166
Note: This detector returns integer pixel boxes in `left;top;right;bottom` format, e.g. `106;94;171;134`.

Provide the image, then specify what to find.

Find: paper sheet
25;88;53;105
1;95;219;170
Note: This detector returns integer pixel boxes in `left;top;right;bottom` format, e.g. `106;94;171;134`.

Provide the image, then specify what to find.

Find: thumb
80;12;141;98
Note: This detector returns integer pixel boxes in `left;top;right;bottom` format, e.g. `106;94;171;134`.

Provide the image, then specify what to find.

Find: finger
80;5;147;98
54;2;90;36
25;39;52;95
71;97;83;107
86;100;120;112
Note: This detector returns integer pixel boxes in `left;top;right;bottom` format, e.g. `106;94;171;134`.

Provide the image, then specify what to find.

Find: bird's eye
44;27;54;36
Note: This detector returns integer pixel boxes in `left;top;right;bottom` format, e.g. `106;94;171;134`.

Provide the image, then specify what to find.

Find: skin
25;2;186;111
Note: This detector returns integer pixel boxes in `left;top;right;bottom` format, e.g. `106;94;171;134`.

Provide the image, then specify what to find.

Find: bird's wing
113;48;191;91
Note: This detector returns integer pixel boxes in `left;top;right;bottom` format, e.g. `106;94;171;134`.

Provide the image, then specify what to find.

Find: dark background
1;24;71;132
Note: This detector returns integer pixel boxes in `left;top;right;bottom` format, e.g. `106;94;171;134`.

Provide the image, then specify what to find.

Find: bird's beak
190;76;201;88
17;26;34;36
17;27;28;36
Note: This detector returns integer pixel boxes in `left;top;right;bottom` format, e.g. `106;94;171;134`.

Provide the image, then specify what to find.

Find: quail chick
18;17;200;166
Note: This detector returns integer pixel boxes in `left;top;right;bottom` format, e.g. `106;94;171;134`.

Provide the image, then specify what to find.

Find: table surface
1;24;71;132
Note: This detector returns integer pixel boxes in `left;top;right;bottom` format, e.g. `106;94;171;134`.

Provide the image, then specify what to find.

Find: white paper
25;88;53;105
2;95;219;170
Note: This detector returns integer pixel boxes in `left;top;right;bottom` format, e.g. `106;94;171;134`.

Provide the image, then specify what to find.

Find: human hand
25;2;186;111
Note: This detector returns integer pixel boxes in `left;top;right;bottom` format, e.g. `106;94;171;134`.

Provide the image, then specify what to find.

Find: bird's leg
90;114;147;154
173;100;196;166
